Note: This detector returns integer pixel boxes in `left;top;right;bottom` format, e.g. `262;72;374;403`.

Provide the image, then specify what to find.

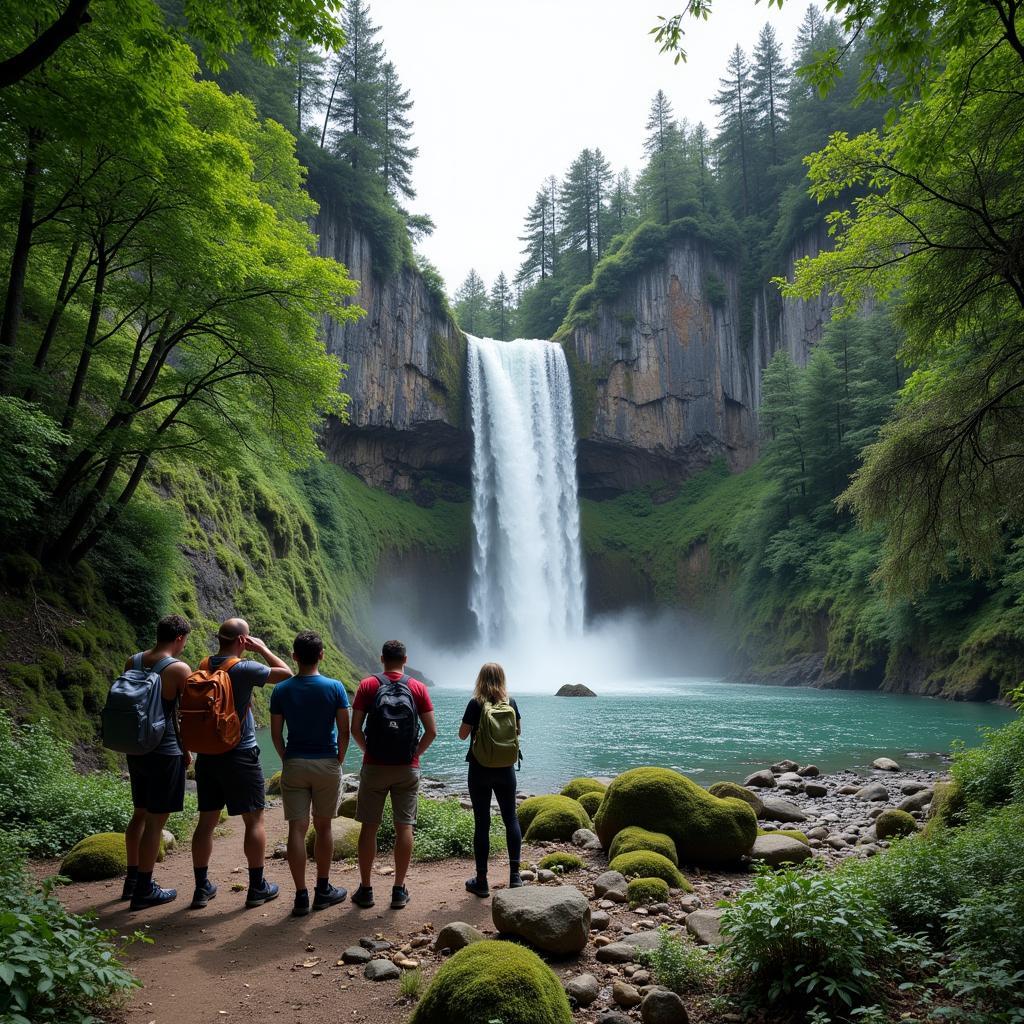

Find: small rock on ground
364;959;400;982
564;973;599;1007
642;989;689;1024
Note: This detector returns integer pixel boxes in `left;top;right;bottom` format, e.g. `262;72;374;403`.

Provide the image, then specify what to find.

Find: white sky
369;0;815;293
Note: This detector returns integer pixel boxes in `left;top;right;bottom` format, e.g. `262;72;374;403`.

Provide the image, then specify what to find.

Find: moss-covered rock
875;808;919;840
61;832;164;880
560;777;607;801
608;850;690;890
577;791;603;817
266;771;282;796
758;828;809;845
628;877;669;907
304;817;361;860
927;779;966;831
537;852;584;872
517;795;591;842
337;792;358;818
608;826;679;865
595;767;757;866
708;780;764;816
410;939;572;1024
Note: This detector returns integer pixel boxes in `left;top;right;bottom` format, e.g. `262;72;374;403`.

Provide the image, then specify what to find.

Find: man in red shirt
350;640;437;909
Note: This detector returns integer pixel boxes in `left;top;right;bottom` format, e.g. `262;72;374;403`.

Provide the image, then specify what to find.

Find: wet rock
565;973;600;1007
433;921;484;953
642;989;690;1024
556;683;597;697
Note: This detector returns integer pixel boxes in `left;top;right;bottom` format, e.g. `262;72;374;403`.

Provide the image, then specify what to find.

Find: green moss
758;828;810;844
517;795;592;842
304;817;361;860
266;771;282;796
927;780;967;833
537;852;584;872
560;777;607;800
59;831;162;880
410;940;572;1024
609;850;689;889
559;340;597;438
595;766;757;866
628;876;670;907
428;328;468;427
577;791;604;817
875;809;918;840
608;826;679;865
708;781;764;817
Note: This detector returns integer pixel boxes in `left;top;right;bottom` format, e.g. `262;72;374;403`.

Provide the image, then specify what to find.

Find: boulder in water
556;683;596;697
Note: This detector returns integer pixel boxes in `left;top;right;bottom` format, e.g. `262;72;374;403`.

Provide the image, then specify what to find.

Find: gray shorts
355;764;420;826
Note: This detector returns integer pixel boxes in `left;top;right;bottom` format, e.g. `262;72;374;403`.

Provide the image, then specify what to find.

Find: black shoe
465;876;490;898
313;884;348;911
121;876;137;901
292;891;310;917
390;885;410;909
130;882;177;911
351;884;374;908
509;872;524;889
245;881;280;908
190;879;218;909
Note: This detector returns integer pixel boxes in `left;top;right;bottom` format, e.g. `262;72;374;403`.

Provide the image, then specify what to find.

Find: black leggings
467;761;522;877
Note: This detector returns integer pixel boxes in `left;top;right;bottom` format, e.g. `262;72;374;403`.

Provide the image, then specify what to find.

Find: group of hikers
103;614;524;916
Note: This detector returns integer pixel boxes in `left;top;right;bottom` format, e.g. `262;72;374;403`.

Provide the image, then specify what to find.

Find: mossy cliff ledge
312;187;471;496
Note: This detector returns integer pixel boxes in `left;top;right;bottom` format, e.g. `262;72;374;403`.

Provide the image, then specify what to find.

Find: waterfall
467;336;585;646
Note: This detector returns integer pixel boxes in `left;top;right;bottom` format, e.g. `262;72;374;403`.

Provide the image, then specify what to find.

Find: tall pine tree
517;186;555;286
637;90;690;222
453;269;489;335
380;59;416;200
488;272;515;340
749;24;791;168
713;45;754;217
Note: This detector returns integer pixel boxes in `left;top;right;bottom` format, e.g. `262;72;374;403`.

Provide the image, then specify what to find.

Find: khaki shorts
280;758;341;822
355;764;420;826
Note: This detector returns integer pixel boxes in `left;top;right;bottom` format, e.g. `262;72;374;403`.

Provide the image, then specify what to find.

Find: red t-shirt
354;671;434;767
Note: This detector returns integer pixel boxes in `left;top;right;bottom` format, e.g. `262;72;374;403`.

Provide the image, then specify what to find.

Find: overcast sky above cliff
369;0;815;306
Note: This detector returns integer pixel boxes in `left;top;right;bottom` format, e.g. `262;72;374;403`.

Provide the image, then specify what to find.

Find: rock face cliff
312;190;471;495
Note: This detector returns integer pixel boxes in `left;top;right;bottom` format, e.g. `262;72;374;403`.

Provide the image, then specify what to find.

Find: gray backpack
101;654;176;755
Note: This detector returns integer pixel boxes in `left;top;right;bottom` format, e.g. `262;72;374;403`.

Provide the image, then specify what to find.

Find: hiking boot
509;872;524;889
190;879;218;909
465;876;490;898
351;884;374;908
312;884;348;911
292;890;310;917
120;875;137;901
130;882;177;911
245;880;280;908
390;885;410;909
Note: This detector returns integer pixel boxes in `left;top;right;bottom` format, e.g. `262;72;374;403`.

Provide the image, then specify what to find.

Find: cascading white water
467;336;585;645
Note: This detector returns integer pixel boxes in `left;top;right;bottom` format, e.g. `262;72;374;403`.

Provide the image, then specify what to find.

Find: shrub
721;865;927;1015
608;850;689;889
409;940;572;1024
875;809;918;840
950;715;1024;812
628;876;669;907
608;825;679;865
374;796;507;862
595;766;757;865
537;852;584;872
399;967;425;1003
638;925;716;993
577;791;603;817
560;777;607;800
517;795;591;842
0;860;142;1024
708;781;764;816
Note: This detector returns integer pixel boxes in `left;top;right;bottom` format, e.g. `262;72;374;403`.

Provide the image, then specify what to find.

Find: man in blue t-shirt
270;630;351;916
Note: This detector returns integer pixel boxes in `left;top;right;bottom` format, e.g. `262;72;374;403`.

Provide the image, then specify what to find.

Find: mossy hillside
595;766;758;866
608;849;689;889
608;826;679;865
560;777;607;800
628;876;670;907
577;791;604;817
410;940;573;1024
517;795;592;842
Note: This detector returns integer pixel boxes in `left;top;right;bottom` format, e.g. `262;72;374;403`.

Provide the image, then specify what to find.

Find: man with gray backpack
102;614;192;910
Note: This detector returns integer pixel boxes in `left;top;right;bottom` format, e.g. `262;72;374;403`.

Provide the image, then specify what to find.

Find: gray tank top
133;653;182;756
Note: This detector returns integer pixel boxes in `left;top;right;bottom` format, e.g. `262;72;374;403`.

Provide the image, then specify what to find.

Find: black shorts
127;751;186;814
196;746;265;816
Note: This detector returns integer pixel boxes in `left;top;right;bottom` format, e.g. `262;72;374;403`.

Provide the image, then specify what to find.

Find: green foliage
516;795;592;842
637;925;716;993
950;715;1024;812
0;399;67;532
559;777;607;800
0;858;143;1024
373;796;506;863
608;850;688;889
399;967;425;1003
576;791;603;817
410;940;573;1024
537;852;584;873
627;876;670;907
608;825;679;865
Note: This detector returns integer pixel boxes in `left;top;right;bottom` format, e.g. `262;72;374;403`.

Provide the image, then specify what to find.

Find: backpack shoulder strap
151;656;177;675
197;656;211;673
131;652;144;671
220;657;242;673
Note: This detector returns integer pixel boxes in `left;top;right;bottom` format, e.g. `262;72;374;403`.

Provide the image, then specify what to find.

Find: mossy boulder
927;779;966;832
560;777;607;800
577;791;603;817
410;939;572;1024
304;817;361;860
608;850;690;890
337;792;358;818
60;832;161;880
595;766;757;866
517;795;591;842
875;808;919;840
758;828;809;844
627;877;669;907
537;852;584;873
608;826;679;865
266;771;282;796
708;780;764;816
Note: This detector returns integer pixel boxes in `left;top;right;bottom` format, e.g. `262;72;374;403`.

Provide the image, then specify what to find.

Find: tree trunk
61;243;107;431
0;0;92;88
24;240;81;401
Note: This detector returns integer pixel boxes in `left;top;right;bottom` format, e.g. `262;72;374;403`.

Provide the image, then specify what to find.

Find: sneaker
190;879;218;909
245;881;280;908
509;872;524;889
292;891;310;917
351;884;374;908
120;876;137;902
312;884;348;911
465;876;490;898
130;882;177;911
390;885;410;909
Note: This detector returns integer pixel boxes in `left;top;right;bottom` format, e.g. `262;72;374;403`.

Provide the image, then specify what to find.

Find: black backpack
101;654;176;755
365;673;420;764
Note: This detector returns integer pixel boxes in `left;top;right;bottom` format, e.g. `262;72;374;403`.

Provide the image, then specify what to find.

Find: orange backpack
178;657;243;754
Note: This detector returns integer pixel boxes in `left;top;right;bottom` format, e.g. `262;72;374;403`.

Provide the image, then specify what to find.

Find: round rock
751;833;813;867
642;989;690;1024
872;757;900;771
491;884;590;955
565;973;600;1007
759;797;809;823
433;921;484;953
594;870;629;902
744;769;776;789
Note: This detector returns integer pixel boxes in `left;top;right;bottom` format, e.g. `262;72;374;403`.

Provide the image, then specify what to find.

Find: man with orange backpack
180;618;292;910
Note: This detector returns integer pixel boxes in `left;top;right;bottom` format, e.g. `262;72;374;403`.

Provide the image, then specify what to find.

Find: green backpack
472;700;520;768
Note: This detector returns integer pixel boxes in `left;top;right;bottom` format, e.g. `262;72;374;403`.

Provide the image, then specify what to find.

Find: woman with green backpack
458;662;522;897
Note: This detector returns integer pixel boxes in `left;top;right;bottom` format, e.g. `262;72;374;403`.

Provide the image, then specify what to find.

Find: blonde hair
474;662;507;705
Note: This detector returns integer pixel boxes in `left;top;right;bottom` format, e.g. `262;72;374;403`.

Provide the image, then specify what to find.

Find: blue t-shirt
269;673;350;759
209;656;270;751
